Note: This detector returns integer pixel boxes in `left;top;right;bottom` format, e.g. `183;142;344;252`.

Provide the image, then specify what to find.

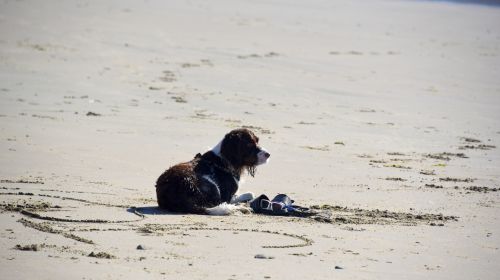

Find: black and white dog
155;128;270;215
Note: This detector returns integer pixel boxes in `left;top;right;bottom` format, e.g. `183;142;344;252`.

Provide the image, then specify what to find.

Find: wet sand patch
1;178;44;184
439;177;475;183
88;251;116;259
385;177;406;181
459;144;496;150
425;184;443;189
383;164;412;169
425;152;468;160
310;204;458;226
159;70;176;82
464;186;499;193
171;96;187;103
458;137;496;150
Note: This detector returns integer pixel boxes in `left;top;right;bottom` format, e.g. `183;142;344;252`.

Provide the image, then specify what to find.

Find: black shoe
250;194;317;217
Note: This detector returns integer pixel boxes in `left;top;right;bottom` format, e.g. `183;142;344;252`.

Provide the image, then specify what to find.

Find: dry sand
1;0;499;279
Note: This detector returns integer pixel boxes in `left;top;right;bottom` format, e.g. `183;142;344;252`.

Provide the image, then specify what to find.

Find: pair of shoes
250;194;317;217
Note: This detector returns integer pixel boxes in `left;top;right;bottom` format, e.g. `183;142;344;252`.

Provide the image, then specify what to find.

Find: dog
155;128;270;215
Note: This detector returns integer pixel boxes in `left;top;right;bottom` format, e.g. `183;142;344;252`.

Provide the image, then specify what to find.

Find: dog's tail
205;203;250;216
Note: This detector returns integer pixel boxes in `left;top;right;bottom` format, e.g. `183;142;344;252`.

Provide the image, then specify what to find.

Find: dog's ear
221;130;244;167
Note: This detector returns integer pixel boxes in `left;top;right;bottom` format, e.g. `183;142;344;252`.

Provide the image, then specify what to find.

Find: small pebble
136;245;145;250
335;265;344;270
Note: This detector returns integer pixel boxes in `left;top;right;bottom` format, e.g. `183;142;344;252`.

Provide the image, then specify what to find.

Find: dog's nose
264;152;270;158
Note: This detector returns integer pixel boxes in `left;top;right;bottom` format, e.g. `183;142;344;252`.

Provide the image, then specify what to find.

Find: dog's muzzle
257;148;270;165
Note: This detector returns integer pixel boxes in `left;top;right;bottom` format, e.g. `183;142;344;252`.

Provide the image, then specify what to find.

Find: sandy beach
1;0;499;279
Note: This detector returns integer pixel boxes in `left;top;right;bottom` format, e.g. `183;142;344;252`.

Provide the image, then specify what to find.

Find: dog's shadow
127;206;184;216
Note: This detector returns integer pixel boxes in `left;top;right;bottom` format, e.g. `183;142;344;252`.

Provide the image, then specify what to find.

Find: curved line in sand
20;209;145;224
138;224;314;249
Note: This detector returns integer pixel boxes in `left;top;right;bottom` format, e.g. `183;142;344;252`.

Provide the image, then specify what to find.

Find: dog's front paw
231;192;255;204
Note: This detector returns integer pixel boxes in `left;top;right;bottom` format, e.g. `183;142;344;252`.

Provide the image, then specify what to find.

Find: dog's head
218;128;270;176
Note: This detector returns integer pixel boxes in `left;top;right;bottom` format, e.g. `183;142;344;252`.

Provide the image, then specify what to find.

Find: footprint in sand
159;70;176;82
